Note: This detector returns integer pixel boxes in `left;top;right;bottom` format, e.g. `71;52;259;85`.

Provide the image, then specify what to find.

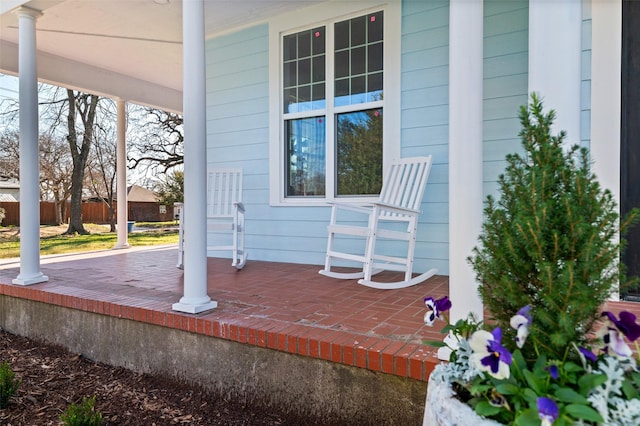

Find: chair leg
362;208;380;282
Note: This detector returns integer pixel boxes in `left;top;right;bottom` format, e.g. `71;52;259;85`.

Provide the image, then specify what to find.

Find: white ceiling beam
0;40;182;112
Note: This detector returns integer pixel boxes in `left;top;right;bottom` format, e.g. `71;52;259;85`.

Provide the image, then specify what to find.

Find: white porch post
528;0;582;146
590;1;621;205
13;6;48;286
172;0;217;313
591;0;622;300
114;98;129;249
448;0;484;323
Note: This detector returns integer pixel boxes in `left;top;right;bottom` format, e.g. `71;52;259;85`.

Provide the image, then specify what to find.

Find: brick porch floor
0;245;449;382
0;244;638;384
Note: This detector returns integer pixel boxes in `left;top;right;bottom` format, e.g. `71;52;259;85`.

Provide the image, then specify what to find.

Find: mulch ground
0;330;322;426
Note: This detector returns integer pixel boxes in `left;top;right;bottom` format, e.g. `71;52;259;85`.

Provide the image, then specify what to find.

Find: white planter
423;375;502;426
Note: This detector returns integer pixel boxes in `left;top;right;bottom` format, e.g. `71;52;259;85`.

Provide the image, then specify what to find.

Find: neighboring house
0;179;19;202
126;185;173;222
1;0;636;314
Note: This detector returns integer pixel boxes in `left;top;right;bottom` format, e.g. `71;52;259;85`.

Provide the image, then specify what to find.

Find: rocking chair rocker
319;156;437;289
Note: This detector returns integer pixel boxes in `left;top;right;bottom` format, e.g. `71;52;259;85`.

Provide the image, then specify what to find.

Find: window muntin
334;11;384;107
281;10;384;199
283;27;326;113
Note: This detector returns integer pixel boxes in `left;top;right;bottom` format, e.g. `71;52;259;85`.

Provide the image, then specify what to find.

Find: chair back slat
378;157;432;216
207;169;243;218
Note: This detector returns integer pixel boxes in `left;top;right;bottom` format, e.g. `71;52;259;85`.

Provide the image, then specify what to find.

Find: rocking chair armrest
233;201;245;213
373;201;420;215
328;201;373;215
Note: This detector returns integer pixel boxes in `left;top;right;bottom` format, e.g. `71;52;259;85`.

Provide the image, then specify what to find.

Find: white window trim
269;0;401;206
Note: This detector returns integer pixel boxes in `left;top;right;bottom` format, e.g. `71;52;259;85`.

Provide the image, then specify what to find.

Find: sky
0;73;18;101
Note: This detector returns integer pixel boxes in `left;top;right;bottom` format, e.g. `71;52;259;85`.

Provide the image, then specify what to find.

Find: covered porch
0;245;447;424
1;245;638;424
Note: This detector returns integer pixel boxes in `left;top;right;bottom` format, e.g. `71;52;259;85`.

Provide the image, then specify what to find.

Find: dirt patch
0;330;322;426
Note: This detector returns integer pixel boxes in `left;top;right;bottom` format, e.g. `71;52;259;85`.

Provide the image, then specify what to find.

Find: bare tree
128;107;183;175
86;100;117;231
65;89;100;235
39;134;73;224
0;130;19;180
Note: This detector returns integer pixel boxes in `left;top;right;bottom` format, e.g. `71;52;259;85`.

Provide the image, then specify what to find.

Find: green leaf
495;382;520;395
564;404;604;423
622;377;639;399
523;369;544;394
422;340;447;348
514;407;541;426
474;400;504;417
562;361;583;373
578;373;607;395
554;387;588;404
522;388;538;403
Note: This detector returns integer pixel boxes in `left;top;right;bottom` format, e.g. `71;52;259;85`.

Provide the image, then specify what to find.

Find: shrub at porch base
423;94;640;425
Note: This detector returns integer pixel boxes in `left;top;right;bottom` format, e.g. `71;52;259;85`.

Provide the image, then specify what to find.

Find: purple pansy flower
578;346;598;363
602;311;640;342
469;327;513;379
423;296;451;327
599;312;634;358
545;364;559;380
537;397;559;426
510;305;532;348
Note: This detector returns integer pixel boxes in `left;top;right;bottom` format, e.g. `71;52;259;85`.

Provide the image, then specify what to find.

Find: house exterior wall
203;0;595;277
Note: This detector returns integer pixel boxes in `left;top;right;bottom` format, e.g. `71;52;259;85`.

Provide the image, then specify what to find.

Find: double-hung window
270;2;400;205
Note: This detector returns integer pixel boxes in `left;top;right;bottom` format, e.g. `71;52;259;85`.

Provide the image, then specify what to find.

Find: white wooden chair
176;168;247;270
319;156;437;289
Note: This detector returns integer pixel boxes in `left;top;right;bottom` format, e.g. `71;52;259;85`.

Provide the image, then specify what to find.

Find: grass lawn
0;223;179;259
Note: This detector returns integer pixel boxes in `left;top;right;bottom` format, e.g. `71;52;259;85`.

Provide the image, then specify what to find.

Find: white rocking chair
176;168;247;270
319;156;437;289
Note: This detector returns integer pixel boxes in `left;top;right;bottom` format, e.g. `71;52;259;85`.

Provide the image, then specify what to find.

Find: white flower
469;327;512;380
509;305;532;349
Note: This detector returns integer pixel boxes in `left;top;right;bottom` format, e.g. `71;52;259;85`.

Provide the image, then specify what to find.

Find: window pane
335;78;349;99
351;46;366;75
351;16;366;46
283;61;296;88
286;117;326;196
312;56;325;83
368;42;383;72
368;73;383;100
283;27;326;113
298;85;311;103
283;34;297;61
298;31;311;57
333;11;384;108
298;58;311;85
312;83;325;103
335;50;349;78
368;12;383;42
335;20;349;50
284;88;297;113
336;109;383;196
312;27;325;55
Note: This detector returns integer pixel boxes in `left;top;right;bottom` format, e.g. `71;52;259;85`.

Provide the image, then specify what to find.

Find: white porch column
591;0;621;300
529;0;582;146
172;0;217;313
114;99;130;249
448;0;483;322
13;7;48;286
590;1;621;205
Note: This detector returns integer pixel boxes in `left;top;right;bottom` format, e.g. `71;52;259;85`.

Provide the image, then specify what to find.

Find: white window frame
269;0;401;206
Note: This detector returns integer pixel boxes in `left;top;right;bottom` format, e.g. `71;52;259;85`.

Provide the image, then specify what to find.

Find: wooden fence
0;201;175;226
0;201;115;226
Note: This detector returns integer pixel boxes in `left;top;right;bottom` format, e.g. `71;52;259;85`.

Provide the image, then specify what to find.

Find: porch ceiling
0;0;323;112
